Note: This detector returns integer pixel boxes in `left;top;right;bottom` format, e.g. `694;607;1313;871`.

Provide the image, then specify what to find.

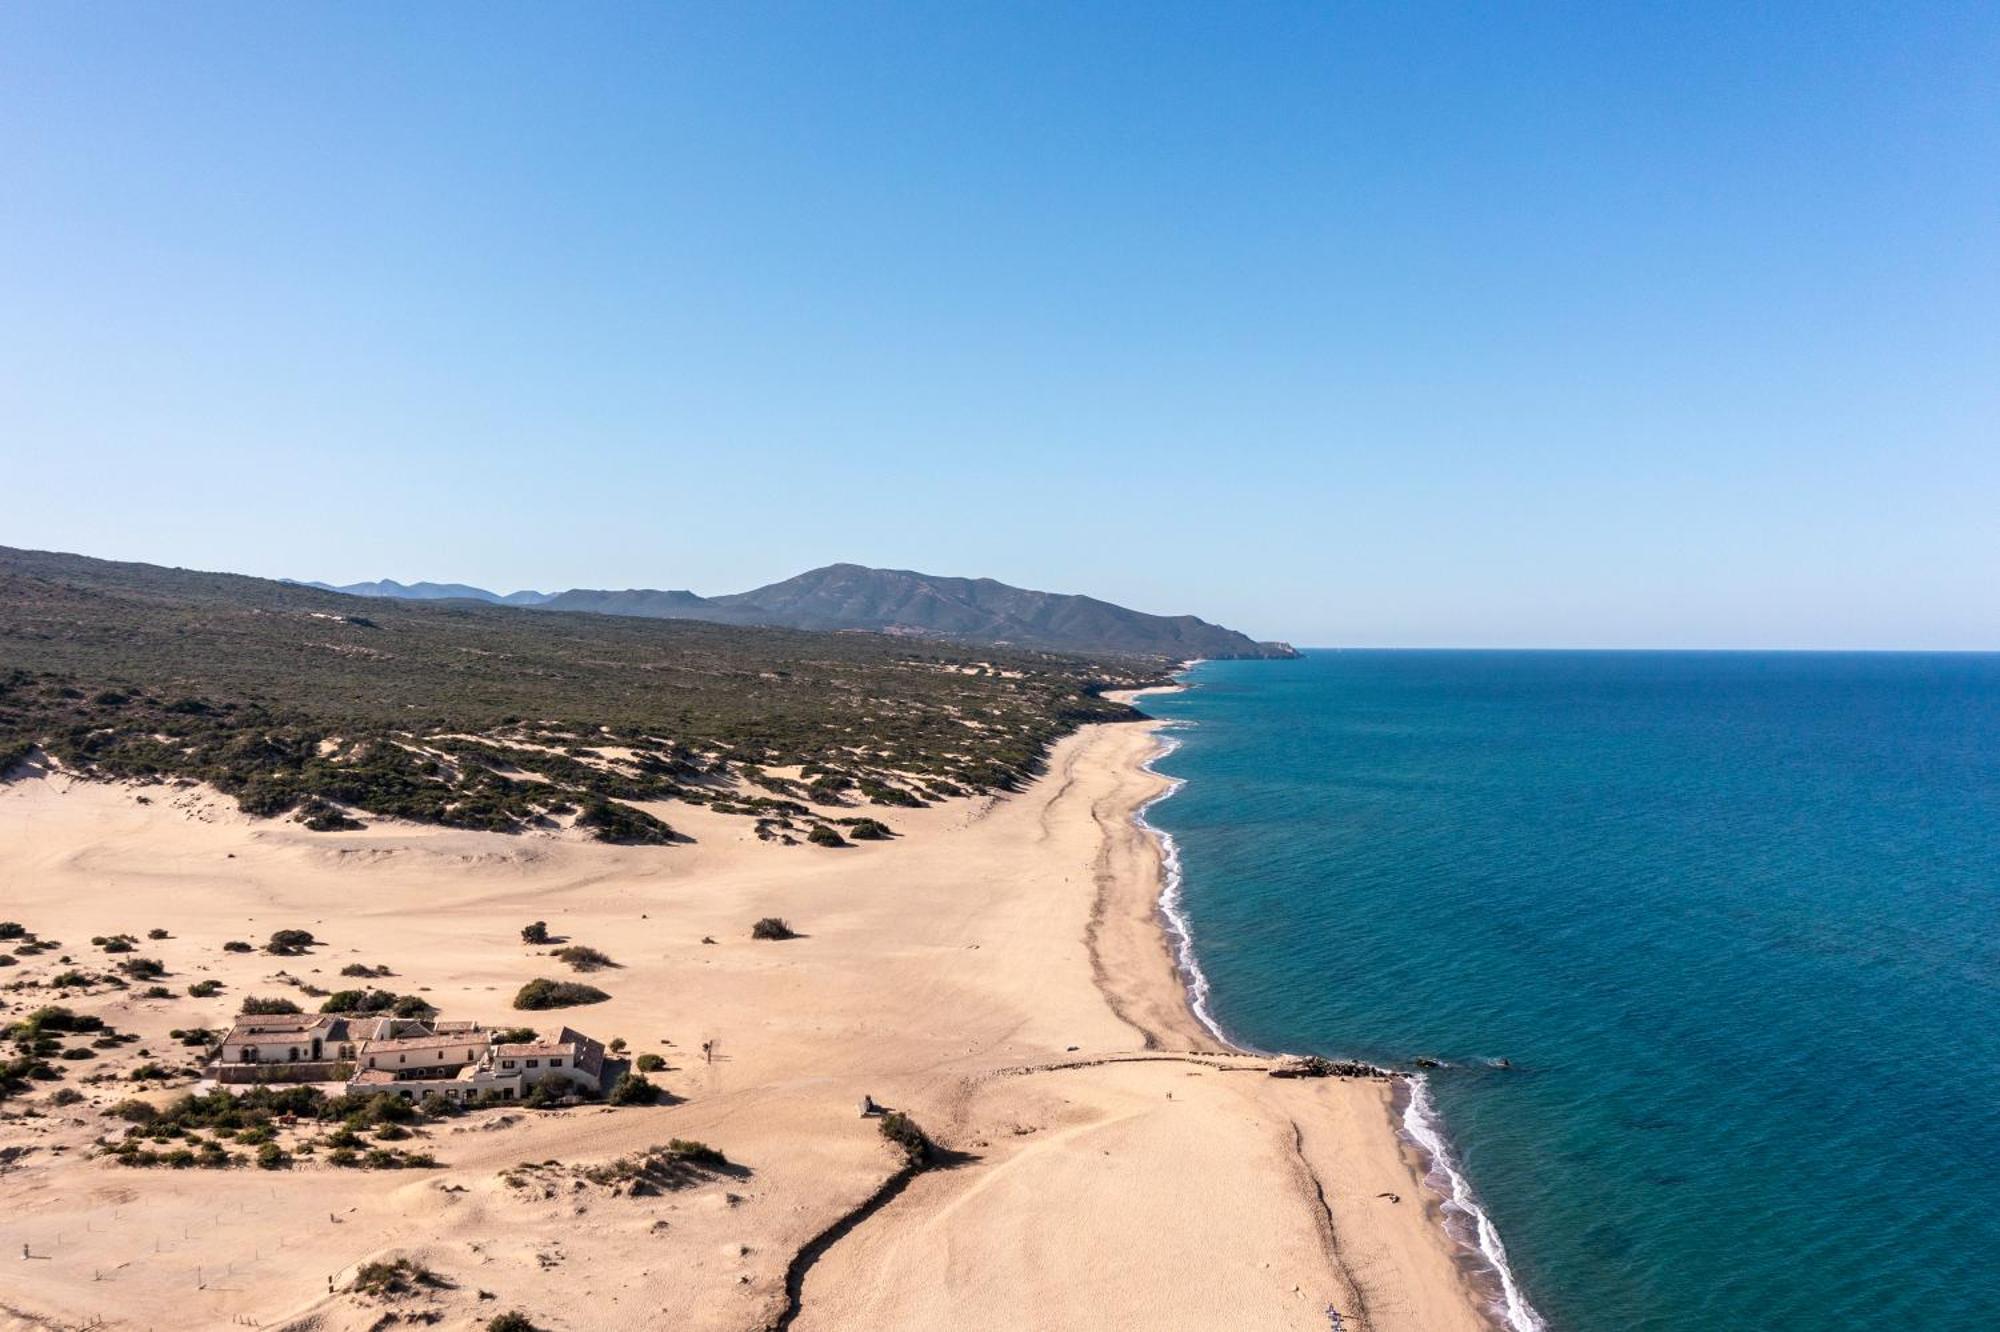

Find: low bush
635;1052;665;1072
239;996;302;1016
750;917;797;941
806;824;847;847
186;979;223;998
349;1257;446;1296
298;799;364;832
318;988;410;1014
878;1110;933;1167
844;817;893;840
575;797;676;845
606;1072;662;1106
222;940;254;953
512;978;609;1011
552;944;614;972
264;929;317;956
488;1313;543;1332
520;921;550;945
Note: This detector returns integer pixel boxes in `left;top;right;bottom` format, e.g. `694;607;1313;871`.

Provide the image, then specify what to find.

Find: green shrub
222;940;254;953
576;797;676;845
807;824;847;847
750;917;797;941
239;996;302;1016
552;944;614;972
298;798;364;832
264;929;316;956
520;921;550;945
0;922;25;940
844;818;893;840
512;979;609;1011
606;1072;661;1106
349;1257;445;1296
878;1110;933;1166
186;979;223;997
487;1313;543;1332
635;1052;665;1072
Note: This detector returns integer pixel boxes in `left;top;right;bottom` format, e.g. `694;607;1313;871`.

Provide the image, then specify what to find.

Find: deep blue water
1140;651;2000;1332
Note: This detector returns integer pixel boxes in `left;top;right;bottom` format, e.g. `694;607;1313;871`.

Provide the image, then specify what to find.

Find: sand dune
0;719;1491;1331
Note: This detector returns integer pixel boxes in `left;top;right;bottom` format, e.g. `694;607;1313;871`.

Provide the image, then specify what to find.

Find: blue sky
3;4;1995;648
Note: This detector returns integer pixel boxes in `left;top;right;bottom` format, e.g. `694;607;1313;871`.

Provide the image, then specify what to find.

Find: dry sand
0;714;1496;1332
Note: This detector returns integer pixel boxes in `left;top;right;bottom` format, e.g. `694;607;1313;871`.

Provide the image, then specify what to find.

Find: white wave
1134;724;1233;1047
1402;1074;1549;1332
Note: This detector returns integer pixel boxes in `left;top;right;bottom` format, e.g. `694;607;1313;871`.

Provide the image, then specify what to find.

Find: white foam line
1134;689;1547;1332
1402;1073;1549;1332
1134;725;1232;1047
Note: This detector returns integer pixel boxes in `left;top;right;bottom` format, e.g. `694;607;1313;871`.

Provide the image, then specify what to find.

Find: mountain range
301;563;1296;661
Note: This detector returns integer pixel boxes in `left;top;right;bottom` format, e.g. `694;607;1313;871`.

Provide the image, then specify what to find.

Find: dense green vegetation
512;978;609;1010
0;546;1161;835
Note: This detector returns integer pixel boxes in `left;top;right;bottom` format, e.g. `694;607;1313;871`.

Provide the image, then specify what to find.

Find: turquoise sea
1138;652;1999;1332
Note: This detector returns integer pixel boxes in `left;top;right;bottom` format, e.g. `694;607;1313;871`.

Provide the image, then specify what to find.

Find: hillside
305;563;1296;660
0;547;1161;839
302;578;550;605
703;564;1295;659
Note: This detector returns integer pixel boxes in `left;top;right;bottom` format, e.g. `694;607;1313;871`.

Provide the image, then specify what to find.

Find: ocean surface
1138;651;2000;1332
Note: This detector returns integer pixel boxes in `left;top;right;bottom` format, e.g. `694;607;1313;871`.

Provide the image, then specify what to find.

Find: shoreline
1108;682;1540;1332
2;703;1501;1332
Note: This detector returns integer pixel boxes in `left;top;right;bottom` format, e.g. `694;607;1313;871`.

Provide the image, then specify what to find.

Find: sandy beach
0;711;1493;1331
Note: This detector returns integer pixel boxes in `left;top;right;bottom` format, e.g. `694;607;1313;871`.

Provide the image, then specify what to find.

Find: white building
208;1014;610;1102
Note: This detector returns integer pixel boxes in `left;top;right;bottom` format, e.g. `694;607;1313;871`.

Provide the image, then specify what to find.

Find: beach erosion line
1132;715;1550;1332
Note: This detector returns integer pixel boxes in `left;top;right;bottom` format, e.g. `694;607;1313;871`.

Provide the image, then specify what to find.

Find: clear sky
3;4;1995;648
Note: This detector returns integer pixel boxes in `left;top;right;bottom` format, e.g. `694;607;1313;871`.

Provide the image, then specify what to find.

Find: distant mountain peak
297;578;550;606
301;564;1295;661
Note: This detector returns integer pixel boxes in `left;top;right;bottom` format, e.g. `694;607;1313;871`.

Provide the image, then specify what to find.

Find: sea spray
1402;1074;1549;1332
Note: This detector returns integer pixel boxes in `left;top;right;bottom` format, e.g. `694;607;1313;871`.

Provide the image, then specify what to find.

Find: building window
502;1059;515;1069
527;1059;539;1068
550;1058;563;1068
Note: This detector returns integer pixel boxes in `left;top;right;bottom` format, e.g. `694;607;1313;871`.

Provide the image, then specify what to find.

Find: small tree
520;921;551;945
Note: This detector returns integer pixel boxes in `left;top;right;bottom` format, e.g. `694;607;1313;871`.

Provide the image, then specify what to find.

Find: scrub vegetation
0;546;1161;836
